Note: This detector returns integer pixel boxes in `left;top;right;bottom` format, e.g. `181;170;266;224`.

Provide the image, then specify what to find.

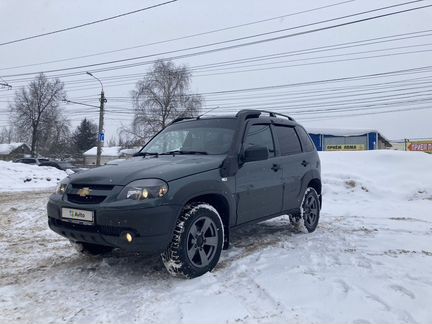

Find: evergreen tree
72;118;98;154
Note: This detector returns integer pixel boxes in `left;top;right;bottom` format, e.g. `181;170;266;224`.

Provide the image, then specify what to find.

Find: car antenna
197;106;220;119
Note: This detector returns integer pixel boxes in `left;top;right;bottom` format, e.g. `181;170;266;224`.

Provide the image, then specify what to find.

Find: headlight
55;178;70;195
118;179;168;201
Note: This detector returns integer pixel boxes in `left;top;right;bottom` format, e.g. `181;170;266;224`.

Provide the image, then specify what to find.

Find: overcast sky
1;0;431;141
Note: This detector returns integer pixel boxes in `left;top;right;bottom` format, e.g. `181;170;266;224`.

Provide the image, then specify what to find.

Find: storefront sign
407;141;432;153
326;144;366;151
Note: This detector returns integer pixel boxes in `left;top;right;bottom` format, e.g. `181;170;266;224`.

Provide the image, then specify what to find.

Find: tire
161;203;224;279
290;187;320;233
71;241;113;256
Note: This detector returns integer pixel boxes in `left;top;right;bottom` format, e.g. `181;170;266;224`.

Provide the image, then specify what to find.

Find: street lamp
86;71;107;166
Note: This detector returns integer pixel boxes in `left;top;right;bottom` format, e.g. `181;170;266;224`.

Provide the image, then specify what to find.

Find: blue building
307;128;392;151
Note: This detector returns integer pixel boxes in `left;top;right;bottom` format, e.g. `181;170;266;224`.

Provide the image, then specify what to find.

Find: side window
244;124;275;157
296;126;315;152
274;125;302;155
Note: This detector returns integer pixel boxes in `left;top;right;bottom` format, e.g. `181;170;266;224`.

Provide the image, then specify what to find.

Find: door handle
301;160;309;167
271;164;281;172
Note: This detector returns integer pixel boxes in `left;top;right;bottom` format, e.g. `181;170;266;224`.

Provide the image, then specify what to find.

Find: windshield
142;118;236;155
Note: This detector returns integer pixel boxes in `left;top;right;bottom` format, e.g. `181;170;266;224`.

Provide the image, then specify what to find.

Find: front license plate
62;208;94;223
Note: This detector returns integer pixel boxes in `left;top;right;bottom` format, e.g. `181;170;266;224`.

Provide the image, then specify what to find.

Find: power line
297;102;432;121
2;1;431;79
0;0;355;71
10;27;432;87
193;48;432;78
0;0;178;47
64;75;432;103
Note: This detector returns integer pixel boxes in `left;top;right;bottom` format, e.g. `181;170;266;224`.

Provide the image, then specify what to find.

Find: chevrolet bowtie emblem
78;187;92;197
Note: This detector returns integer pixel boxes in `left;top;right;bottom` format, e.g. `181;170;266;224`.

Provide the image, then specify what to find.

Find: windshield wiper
160;150;208;156
133;151;159;157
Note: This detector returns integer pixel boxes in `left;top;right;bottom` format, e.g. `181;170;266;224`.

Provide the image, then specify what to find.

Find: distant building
389;140;406;151
307;128;392;151
0;143;31;161
83;146;122;165
83;146;141;165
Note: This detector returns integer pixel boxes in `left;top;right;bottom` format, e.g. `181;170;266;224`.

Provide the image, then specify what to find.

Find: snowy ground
0;160;68;192
1;151;432;323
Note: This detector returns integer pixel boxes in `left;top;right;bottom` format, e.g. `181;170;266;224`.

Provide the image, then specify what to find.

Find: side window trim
294;127;305;152
270;123;281;157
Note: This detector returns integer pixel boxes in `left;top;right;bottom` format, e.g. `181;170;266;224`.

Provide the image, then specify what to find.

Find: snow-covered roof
0;142;29;155
306;127;391;145
83;146;121;157
306;127;379;136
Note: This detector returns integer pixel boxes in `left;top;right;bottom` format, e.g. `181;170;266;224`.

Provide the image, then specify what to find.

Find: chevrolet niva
48;110;321;278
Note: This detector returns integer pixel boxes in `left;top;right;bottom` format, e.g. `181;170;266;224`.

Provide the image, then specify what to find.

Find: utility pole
86;72;106;166
97;90;107;166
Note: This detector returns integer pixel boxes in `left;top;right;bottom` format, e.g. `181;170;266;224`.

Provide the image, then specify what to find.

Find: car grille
70;184;115;191
67;184;115;205
67;194;106;204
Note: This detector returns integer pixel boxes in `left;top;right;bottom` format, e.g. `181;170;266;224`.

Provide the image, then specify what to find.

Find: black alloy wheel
302;188;320;233
187;216;219;268
162;203;224;278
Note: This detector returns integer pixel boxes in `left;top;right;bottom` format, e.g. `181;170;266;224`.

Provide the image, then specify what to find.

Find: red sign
407;141;432;153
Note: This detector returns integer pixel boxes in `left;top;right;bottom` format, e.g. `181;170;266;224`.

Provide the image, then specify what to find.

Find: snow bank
320;150;432;209
1;150;432;323
0;161;68;192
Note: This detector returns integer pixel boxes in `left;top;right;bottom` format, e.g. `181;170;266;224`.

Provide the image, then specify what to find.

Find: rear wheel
162;203;224;279
290;187;320;233
71;241;113;255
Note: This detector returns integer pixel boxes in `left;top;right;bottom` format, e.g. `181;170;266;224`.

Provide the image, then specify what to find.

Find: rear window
274;125;302;155
296;126;315;152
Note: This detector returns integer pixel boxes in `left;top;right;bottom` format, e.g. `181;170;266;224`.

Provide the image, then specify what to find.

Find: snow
306;127;392;141
306;127;379;136
0;142;28;155
1;150;432;323
83;146;121;157
0;160;68;192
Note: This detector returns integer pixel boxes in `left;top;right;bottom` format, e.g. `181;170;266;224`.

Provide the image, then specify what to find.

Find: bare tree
0;126;16;144
130;60;202;142
10;73;67;156
39;113;71;158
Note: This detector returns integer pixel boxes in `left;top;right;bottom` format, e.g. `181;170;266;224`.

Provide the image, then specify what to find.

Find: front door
236;123;284;224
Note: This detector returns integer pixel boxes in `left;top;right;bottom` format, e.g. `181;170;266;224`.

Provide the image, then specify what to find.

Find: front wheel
162;203;224;279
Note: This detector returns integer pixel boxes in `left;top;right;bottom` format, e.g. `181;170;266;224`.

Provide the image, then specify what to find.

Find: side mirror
243;145;269;163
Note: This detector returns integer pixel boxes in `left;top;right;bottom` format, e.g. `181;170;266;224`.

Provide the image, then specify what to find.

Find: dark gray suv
47;110;321;278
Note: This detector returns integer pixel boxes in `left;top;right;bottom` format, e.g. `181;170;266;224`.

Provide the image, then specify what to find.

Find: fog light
121;231;134;243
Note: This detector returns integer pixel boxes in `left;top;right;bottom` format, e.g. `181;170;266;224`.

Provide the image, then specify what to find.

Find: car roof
172;109;297;126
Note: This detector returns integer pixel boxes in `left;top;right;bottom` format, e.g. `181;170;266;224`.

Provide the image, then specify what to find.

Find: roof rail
236;109;295;121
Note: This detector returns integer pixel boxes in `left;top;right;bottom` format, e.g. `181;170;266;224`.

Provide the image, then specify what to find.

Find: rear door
236;122;284;224
273;124;310;211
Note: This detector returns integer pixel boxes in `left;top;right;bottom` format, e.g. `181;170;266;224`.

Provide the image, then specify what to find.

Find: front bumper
47;197;181;254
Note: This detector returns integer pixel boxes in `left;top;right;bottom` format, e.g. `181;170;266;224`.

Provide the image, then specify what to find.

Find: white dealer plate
62;208;94;223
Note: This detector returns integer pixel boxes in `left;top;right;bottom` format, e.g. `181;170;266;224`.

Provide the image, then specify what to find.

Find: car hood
69;155;226;185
